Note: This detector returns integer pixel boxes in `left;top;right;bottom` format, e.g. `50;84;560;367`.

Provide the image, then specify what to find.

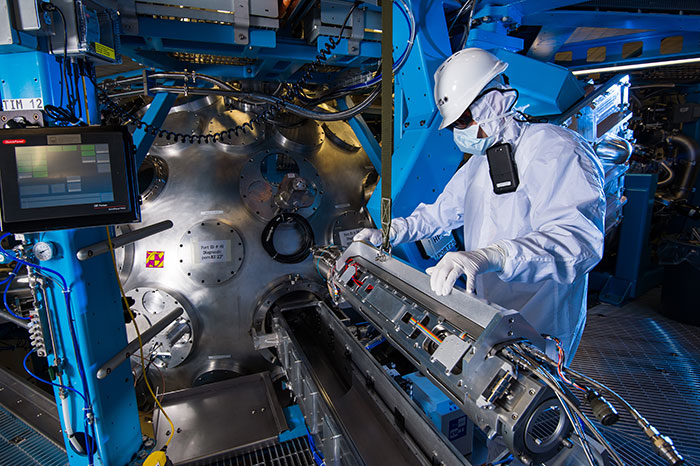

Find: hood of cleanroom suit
394;86;606;359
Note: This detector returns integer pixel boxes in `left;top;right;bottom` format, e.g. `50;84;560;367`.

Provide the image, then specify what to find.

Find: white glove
425;245;506;296
353;219;408;247
353;228;383;246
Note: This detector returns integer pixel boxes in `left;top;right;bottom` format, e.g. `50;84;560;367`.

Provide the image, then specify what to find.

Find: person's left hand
425;246;506;296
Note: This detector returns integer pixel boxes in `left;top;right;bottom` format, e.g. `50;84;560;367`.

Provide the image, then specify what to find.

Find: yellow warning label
146;251;164;268
93;42;115;60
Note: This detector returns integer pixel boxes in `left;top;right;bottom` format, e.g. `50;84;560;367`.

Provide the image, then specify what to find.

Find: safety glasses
449;108;474;130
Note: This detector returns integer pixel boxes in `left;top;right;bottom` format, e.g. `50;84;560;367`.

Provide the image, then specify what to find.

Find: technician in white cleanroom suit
355;48;606;359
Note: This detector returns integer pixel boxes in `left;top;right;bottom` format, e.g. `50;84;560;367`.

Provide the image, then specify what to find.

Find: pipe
76;220;174;261
96;307;183;380
0;310;30;328
667;133;700;200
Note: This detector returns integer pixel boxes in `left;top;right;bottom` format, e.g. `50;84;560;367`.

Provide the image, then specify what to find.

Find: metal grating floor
198;437;316;466
0;406;68;466
573;290;700;466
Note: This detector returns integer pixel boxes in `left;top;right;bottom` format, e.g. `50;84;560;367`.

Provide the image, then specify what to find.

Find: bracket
348;6;365;55
234;0;250;45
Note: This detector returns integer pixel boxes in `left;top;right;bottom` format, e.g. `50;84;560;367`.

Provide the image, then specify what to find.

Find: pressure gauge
33;242;56;261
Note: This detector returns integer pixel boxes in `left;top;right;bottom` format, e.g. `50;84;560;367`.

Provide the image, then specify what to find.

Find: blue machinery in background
0;0;699;464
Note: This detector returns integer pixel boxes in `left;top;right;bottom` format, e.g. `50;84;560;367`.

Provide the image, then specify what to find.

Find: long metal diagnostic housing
314;242;574;465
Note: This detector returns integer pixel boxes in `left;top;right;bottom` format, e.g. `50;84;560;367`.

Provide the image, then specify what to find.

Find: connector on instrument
28;309;46;357
585;390;619;426
643;424;685;465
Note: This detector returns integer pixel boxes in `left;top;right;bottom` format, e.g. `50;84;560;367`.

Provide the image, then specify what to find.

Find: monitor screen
0;127;140;232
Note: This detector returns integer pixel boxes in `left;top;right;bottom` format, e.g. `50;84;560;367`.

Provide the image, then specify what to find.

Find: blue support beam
522;10;700;32
28;229;143;466
132;91;178;166
557;30;700;71
599;174;660;305
366;0;463;269
1;49;143;465
120;16;381;81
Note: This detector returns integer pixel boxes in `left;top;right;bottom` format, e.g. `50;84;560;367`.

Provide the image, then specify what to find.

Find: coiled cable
261;213;315;264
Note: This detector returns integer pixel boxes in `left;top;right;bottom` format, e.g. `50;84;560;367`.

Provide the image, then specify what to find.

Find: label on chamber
339;228;362;247
2;98;43;111
146;251;164;268
196;240;231;263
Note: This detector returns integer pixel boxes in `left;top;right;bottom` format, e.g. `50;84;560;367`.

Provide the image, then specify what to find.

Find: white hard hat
434;48;508;130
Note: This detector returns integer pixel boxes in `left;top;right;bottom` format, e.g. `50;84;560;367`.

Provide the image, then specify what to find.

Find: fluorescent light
571;56;700;75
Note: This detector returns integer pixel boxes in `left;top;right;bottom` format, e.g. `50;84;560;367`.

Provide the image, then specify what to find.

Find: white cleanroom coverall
392;89;606;358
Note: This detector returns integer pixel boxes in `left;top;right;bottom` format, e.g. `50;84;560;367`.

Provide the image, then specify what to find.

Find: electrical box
0;126;140;232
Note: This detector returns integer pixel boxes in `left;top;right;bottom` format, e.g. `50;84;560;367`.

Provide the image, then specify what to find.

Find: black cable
283;1;362;102
261;213;315;264
41;2;79;125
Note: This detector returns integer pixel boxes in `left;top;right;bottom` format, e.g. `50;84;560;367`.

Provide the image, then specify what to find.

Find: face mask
452;108;515;155
453;124;497;155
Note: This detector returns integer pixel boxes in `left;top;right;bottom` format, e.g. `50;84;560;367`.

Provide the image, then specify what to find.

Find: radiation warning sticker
146;251;165;268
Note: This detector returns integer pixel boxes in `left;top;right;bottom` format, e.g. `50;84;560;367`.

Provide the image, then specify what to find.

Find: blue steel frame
119;10;381;81
366;0;463;269
0;53;143;464
598;174;660;305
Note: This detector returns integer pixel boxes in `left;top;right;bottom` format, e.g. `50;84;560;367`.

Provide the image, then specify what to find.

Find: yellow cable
105;227;175;447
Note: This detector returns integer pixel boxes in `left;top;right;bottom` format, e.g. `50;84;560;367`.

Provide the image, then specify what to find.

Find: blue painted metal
405;372;472;456
0;47;142;465
0;51;99;126
0;52;63;112
132;91;178;166
599;174;660;305
522;10;700;32
466;28;524;53
0;406;68;466
278;405;308;443
119;12;381;81
26;229;142;466
476;0;584;16
365;0;463;270
557;30;700;71
492;48;584;116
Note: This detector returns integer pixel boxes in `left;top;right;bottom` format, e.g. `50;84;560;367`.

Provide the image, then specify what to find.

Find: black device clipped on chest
486;142;519;194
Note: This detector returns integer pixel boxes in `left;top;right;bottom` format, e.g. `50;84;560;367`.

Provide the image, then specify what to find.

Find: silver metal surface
0;407;68;466
97;307;183;379
0;310;30;328
240;148;322;222
12;0;41;32
430;334;471;373
153;372;288;465
275;302;472;466
177;220;245;285
574;295;700;466
0;1;13;46
205;436;315;466
125;287;196;369
76;220;173;261
120;96;373;389
317;242;570;464
271;314;366;466
132;0;279;30
0;367;65;449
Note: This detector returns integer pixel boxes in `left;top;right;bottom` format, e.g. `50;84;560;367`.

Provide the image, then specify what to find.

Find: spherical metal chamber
120;96;375;389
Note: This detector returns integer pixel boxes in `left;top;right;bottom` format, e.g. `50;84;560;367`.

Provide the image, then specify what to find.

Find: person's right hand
353;228;383;246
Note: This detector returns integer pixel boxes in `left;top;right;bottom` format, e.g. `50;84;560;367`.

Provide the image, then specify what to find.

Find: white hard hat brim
436;56;508;131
